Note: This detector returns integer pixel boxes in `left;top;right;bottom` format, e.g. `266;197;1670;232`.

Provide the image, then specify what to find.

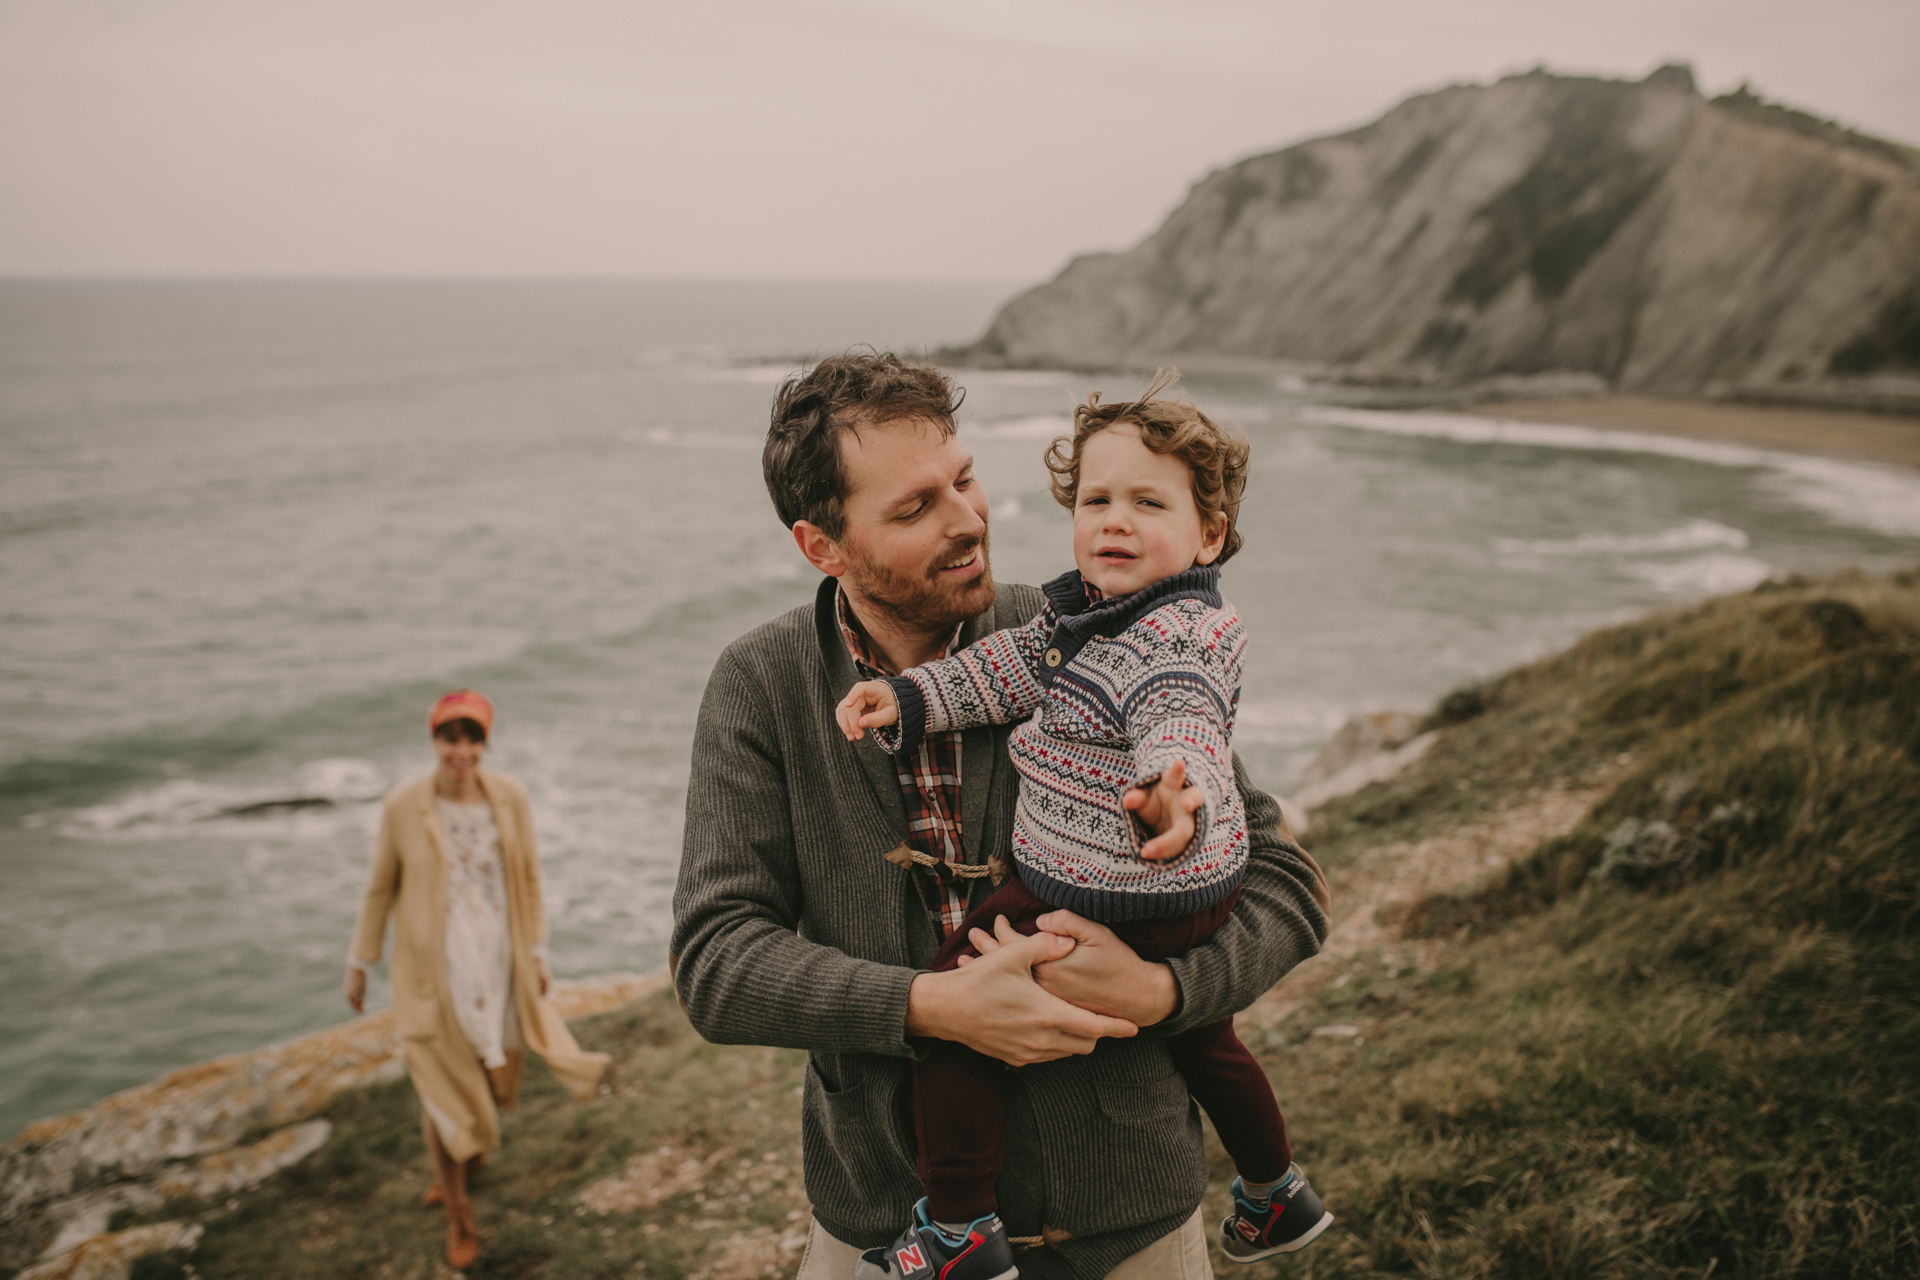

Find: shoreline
1463;394;1920;469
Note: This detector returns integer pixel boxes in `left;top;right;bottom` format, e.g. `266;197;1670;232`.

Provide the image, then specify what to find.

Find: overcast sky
2;0;1916;281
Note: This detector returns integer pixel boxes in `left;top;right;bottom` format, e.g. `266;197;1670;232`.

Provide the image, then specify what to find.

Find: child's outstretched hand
1123;759;1204;861
836;680;900;741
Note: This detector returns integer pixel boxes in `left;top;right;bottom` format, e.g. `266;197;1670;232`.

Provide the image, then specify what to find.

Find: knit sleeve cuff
871;675;928;757
345;955;373;974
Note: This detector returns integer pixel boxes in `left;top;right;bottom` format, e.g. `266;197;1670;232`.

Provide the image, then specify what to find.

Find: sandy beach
1472;396;1920;469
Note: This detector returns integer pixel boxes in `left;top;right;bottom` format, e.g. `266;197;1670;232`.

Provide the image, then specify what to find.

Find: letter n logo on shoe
1236;1220;1260;1243
897;1243;927;1273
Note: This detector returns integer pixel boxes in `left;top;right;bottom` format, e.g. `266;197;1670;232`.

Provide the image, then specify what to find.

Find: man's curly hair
1043;369;1250;566
763;349;965;538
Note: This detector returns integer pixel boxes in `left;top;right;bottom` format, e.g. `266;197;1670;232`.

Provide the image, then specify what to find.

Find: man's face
833;416;994;632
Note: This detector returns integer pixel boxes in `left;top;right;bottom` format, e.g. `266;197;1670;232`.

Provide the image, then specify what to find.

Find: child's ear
1195;513;1229;566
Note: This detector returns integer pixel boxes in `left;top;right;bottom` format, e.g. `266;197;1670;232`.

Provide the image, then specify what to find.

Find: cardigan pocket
1091;1045;1190;1127
1094;1074;1192;1127
799;1054;914;1223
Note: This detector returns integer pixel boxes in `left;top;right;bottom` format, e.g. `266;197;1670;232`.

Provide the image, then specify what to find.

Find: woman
344;690;610;1270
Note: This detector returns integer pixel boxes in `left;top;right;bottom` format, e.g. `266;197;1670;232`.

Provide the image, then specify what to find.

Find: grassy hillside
96;569;1918;1279
1285;567;1920;1278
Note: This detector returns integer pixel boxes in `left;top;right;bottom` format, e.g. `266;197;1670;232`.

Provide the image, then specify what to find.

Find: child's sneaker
1219;1166;1334;1263
853;1198;1018;1280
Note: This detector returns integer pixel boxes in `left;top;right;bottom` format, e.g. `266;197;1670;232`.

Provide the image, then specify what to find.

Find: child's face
1071;422;1226;598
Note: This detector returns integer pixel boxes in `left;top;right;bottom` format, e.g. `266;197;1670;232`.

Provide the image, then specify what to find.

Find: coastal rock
0;970;668;1270
15;1221;203;1280
1288;711;1434;813
955;68;1920;407
29;1121;330;1262
1;1014;401;1226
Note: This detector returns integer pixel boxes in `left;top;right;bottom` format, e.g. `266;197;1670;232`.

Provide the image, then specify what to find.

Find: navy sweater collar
1040;564;1222;640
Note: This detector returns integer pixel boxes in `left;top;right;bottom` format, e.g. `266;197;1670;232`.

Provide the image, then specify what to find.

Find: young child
835;376;1332;1279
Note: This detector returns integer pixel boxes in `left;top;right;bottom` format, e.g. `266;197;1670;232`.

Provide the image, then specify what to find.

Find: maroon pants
913;875;1292;1223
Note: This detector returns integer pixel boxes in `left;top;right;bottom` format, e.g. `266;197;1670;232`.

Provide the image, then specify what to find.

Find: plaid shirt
837;588;970;939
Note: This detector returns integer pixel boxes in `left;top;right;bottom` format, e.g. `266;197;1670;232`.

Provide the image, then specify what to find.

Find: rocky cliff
957;67;1920;408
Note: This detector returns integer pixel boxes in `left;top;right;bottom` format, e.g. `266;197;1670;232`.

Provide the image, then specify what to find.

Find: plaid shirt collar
836;585;971;938
834;587;965;677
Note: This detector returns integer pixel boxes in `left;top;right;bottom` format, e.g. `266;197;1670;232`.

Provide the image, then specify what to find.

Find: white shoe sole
1221;1210;1335;1263
854;1256;1018;1279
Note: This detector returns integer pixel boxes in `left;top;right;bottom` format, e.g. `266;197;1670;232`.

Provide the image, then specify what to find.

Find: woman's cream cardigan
350;768;609;1160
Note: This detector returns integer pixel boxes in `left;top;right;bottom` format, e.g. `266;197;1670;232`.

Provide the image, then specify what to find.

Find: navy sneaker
853;1198;1018;1280
1220;1165;1334;1263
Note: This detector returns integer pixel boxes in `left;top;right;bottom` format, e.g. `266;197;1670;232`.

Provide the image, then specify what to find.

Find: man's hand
836;680;900;741
908;918;1138;1065
965;910;1180;1027
343;965;367;1014
1123;759;1205;861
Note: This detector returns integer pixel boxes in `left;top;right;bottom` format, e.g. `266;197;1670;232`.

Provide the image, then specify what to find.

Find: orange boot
446;1202;480;1270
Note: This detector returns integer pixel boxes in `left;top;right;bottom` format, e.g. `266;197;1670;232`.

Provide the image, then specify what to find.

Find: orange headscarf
428;689;495;736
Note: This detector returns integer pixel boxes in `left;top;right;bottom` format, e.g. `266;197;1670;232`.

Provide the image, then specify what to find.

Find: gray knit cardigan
671;576;1326;1278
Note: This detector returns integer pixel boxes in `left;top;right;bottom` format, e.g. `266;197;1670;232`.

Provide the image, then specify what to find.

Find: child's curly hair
1043;369;1251;566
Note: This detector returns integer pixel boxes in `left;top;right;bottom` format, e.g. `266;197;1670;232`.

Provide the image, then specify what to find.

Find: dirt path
1242;786;1604;1031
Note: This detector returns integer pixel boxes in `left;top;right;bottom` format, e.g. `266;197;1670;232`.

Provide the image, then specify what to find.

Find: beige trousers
794;1207;1212;1279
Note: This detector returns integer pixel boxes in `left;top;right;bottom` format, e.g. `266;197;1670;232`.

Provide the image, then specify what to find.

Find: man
671;351;1327;1278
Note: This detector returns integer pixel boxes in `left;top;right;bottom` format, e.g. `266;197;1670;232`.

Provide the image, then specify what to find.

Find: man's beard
845;531;996;635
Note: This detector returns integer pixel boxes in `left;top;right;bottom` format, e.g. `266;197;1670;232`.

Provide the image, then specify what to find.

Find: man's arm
1155;758;1327;1033
672;649;925;1056
672;646;1135;1062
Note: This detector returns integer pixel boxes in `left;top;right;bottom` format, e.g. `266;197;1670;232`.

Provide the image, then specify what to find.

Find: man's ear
792;520;849;578
1194;513;1229;566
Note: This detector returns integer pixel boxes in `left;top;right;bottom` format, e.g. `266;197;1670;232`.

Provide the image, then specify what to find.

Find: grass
1240;567;1920;1278
94;568;1920;1278
106;1003;815;1280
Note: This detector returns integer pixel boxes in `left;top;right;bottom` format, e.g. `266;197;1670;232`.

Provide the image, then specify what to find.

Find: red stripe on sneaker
936;1232;983;1279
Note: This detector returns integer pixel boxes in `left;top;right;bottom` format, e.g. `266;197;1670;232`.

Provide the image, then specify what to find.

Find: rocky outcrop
0;970;667;1274
15;1221;204;1280
956;67;1920;409
1276;711;1437;831
1288;711;1436;815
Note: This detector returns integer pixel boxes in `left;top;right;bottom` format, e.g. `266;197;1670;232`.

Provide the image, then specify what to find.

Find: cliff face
961;67;1920;403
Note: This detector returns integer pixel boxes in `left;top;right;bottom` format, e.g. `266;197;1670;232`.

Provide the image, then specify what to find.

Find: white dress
435;799;523;1069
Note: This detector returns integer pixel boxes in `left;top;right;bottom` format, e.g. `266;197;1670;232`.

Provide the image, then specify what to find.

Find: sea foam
1497;518;1751;557
1309;407;1920;540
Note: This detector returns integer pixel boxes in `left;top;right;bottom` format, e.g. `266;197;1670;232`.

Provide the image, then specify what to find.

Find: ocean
3;279;1917;1139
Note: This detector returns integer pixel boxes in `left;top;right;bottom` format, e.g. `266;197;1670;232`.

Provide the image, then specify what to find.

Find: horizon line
0;272;1038;287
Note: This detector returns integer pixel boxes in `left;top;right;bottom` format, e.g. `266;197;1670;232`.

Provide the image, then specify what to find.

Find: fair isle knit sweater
877;564;1246;922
